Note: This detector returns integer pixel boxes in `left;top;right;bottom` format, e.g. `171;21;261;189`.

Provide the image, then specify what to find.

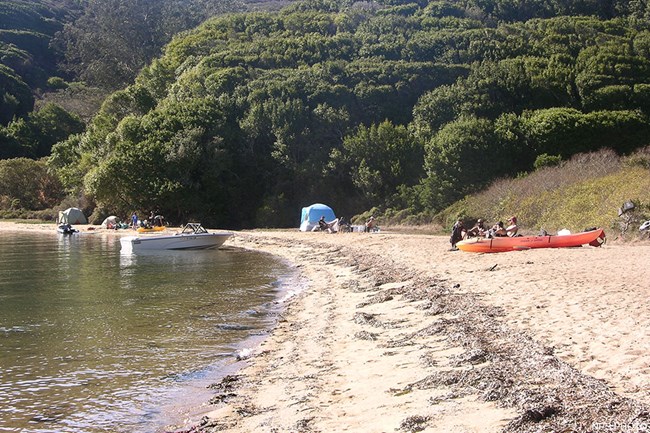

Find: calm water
0;231;295;433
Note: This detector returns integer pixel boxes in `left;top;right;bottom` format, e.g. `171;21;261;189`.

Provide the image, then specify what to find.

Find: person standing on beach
131;212;138;229
450;219;465;248
365;216;376;232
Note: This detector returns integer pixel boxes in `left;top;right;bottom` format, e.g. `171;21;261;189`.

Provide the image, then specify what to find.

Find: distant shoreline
0;220;182;236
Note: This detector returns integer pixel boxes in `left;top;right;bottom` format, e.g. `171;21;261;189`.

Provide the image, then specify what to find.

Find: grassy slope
435;148;650;238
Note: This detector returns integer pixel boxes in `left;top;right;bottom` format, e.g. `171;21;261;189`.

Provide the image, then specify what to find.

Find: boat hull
456;228;605;253
120;232;231;252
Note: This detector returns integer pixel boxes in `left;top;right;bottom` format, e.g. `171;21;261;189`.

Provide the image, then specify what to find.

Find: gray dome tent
57;207;87;225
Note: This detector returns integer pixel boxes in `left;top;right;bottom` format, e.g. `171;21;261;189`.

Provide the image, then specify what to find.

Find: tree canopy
54;0;244;90
0;0;82;124
4;0;650;227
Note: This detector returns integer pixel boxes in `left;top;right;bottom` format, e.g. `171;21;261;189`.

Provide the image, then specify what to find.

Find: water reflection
0;232;293;433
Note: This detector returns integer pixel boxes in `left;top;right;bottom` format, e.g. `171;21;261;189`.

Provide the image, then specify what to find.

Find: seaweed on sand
339;244;650;433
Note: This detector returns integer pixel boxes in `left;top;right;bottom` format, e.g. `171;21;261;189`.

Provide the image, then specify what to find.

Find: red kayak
456;228;606;253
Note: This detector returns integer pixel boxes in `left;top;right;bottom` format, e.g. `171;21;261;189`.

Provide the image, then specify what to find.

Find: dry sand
4;222;650;432
202;230;650;433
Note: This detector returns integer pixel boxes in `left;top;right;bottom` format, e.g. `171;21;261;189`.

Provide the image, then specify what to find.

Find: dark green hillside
45;0;650;228
0;63;32;124
55;0;244;90
0;1;67;33
1;0;644;228
1;0;247;161
0;0;81;124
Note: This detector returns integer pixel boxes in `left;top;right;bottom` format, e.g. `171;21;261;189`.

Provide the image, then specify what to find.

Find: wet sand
4;222;650;432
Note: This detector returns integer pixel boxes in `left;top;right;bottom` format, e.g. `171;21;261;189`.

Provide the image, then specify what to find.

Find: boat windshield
181;223;209;234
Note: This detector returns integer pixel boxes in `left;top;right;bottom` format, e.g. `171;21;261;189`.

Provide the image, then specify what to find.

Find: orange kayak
456;228;606;253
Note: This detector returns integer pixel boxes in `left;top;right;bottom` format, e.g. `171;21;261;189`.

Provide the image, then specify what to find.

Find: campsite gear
101;215;120;229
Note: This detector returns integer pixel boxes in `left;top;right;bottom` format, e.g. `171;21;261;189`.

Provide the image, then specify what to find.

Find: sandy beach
4;222;650;432
206;230;650;433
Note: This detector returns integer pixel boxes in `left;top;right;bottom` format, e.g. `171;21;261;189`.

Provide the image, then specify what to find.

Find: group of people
450;216;519;248
316;215;377;233
130;211;166;229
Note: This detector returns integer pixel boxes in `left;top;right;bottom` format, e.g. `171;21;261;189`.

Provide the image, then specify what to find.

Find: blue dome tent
300;203;336;232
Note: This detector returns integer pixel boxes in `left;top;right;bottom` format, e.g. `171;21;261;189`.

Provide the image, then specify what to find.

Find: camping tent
100;215;120;228
57;207;87;225
300;203;335;232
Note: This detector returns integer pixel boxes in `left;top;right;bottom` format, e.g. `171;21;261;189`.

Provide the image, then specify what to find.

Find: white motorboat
120;223;232;252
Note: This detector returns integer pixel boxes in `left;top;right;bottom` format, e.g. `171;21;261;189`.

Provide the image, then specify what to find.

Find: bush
534;153;562;170
47;77;68;90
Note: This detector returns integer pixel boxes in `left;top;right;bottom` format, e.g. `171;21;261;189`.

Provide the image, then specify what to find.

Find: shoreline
2;222;650;432
196;230;650;432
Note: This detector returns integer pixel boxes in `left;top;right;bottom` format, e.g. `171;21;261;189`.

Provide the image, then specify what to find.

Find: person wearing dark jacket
450;219;465;249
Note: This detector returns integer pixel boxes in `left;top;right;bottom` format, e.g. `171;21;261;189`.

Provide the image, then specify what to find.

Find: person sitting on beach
506;216;518;237
337;216;350;233
318;216;329;231
466;218;486;238
490;221;507;237
316;216;339;233
154;214;165;227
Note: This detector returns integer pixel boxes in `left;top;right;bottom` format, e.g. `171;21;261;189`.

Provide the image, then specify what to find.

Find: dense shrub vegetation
2;0;650;231
0;0;242;144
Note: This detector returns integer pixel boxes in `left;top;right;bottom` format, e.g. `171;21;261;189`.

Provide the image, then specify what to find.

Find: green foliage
423;115;529;205
0;157;64;210
1;102;85;158
0;63;33;124
48;133;86;193
46;76;68;90
520;108;650;156
55;0;243;89
43;2;650;228
575;42;650;110
333;120;423;206
533;153;562;170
